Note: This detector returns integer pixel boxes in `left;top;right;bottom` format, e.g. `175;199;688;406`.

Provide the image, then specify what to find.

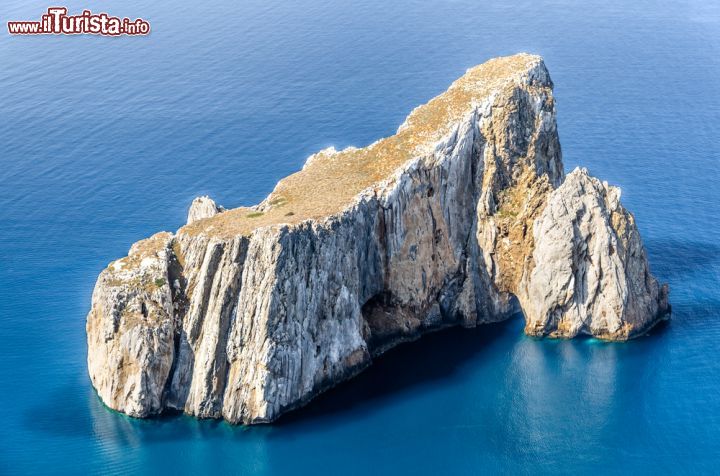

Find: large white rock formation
86;54;669;424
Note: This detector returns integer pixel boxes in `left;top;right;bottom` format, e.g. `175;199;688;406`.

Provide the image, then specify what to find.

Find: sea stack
86;54;669;424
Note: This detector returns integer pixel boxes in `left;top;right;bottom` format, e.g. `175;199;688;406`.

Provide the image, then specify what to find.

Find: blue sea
2;0;719;474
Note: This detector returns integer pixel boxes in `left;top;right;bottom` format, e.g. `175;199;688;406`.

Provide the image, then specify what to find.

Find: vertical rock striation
86;54;669;423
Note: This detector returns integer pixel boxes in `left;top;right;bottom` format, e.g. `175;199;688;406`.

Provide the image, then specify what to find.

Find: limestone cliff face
86;54;669;424
86;232;176;417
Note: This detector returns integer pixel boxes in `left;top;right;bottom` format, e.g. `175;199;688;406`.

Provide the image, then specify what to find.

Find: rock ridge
86;53;669;424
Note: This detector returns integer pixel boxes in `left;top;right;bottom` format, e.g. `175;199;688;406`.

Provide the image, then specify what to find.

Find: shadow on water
23;316;520;444
276;316;519;427
25;301;687;445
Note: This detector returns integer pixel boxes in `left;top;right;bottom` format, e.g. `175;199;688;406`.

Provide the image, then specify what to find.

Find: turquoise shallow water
1;0;719;474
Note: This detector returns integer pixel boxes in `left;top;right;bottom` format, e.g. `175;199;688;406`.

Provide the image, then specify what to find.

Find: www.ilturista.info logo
8;7;150;36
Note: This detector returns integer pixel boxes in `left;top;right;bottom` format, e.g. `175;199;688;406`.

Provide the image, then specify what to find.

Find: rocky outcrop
518;168;669;339
86;232;176;417
86;54;669;424
186;196;224;225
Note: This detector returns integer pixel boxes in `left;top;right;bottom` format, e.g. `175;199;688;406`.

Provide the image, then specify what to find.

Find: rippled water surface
1;0;719;474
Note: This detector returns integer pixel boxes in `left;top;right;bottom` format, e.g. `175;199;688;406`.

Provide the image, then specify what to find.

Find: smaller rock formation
518;168;669;339
86;232;176;417
186;196;224;225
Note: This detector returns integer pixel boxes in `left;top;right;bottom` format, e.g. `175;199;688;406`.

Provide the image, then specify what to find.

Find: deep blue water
2;0;719;474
